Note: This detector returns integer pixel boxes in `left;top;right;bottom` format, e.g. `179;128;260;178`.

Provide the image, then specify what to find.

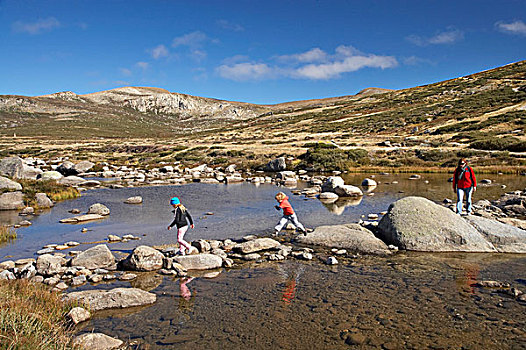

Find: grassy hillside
0;61;524;172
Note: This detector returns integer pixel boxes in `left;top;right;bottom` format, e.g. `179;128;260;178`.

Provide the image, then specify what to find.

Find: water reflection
130;272;163;291
279;265;304;304
320;197;363;215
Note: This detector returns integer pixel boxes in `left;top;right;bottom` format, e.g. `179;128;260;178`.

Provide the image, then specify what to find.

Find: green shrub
470;136;525;151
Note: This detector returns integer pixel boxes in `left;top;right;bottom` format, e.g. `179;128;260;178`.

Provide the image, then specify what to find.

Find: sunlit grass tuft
0;226;17;245
0;280;81;349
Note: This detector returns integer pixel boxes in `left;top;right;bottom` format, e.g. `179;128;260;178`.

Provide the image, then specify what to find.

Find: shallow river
1;173;525;349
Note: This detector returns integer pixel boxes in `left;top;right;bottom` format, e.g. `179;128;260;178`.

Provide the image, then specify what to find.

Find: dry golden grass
0;280;81;349
0;226;16;245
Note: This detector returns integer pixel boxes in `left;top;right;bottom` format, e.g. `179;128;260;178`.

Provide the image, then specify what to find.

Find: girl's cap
170;197;180;205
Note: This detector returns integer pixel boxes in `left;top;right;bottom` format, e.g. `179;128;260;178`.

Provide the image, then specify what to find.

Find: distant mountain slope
0;61;524;141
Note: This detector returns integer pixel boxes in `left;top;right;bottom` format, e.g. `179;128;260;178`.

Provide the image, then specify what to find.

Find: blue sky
1;0;525;104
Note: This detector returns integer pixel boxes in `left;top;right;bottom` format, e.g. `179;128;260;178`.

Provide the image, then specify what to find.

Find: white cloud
217;46;398;81
172;31;208;48
191;49;207;62
217;19;244;32
496;20;526;36
407;28;464;46
150;44;169;59
119;68;132;76
277;48;328;63
136;61;149;69
403;56;435;66
12;17;60;34
292;55;398;80
216;62;274;81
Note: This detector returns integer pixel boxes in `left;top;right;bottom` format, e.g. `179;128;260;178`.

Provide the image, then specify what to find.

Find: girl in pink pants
167;197;194;255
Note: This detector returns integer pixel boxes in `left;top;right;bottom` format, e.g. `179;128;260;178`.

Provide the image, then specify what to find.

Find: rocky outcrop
70;244;115;270
58;176;87;186
296;224;392;255
73;333;123;350
121;246;164;271
465;215;526;253
0;157;40;179
64;287;156;311
233;238;281;254
0;191;25;210
0;176;22;190
173;254;223;270
377;197;496;252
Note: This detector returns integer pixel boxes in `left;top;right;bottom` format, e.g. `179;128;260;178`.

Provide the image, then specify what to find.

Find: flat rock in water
64;287;156;312
60;214;105;223
465;215;526;253
70;244;115;270
73;333;123;350
233;238;281;254
296;224;392;256
377;196;496;252
173;254;223;270
124;196;143;204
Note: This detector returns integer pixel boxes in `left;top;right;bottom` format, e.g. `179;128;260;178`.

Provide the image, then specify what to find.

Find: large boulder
0;176;22;191
73;333;123;350
265;157;286;172
377;197;496;252
0;157;40;179
121;246;164;271
0;191;25;210
36;254;65;276
296;224;392;255
465;215;526;253
64;288;156;311
0;157;24;178
87;203;110;216
173;254;223;270
35;193;54;208
321;176;345;192
233;238;281;254
70;244;115;270
56;161;77;176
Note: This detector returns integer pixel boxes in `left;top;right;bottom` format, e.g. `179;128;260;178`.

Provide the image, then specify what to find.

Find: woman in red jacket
453;158;477;215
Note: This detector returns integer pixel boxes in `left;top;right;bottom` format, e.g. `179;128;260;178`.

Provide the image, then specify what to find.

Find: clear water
1;173;525;349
